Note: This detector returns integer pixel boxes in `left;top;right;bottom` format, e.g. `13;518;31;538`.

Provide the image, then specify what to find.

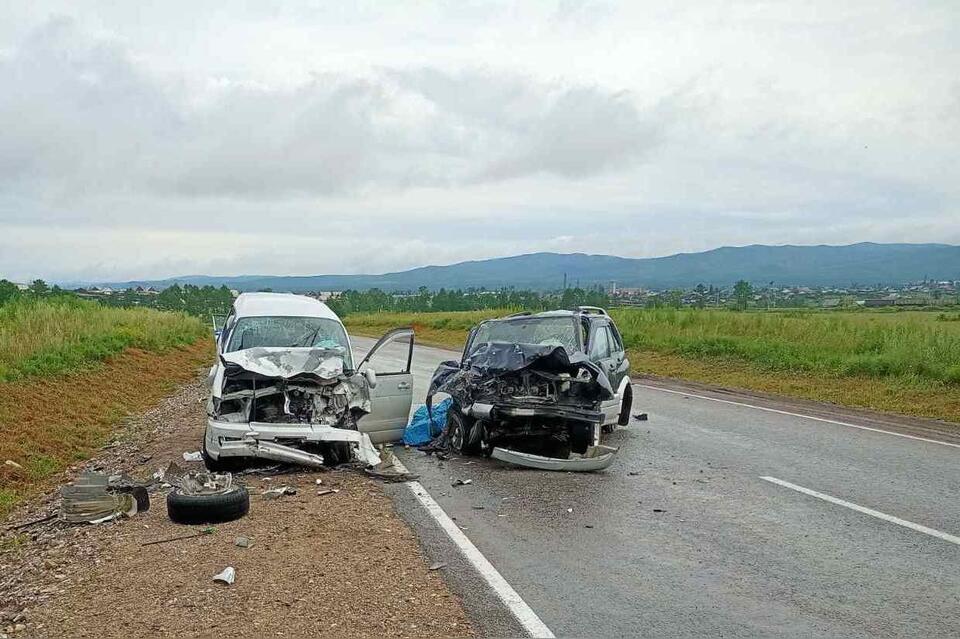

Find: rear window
226;316;352;366
468;317;580;355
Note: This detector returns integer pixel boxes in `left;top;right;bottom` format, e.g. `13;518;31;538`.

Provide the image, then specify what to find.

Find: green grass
608;308;960;387
0;296;207;381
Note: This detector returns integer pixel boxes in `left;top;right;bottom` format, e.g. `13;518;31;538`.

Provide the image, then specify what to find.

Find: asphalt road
354;336;960;638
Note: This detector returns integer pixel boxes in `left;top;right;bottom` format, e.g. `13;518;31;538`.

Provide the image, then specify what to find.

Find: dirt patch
1;374;474;638
0;340;214;514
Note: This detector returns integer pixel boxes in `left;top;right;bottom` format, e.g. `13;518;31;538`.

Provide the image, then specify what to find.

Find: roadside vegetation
0;295;211;517
345;308;960;424
0;296;207;381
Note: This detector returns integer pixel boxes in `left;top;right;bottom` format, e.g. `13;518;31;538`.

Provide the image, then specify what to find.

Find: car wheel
166;485;250;524
322;442;353;466
447;410;480;455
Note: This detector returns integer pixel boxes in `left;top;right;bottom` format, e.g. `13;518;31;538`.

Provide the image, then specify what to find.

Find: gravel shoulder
1;374;474;638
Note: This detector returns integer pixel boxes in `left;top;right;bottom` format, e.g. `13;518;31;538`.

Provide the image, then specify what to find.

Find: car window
606;325;623;354
226;316;352;366
588;325;611;359
469;317;580;355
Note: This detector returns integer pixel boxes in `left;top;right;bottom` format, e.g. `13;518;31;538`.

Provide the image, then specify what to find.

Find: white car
202;293;414;470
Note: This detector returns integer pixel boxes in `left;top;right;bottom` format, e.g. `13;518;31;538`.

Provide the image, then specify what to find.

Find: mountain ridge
96;242;960;292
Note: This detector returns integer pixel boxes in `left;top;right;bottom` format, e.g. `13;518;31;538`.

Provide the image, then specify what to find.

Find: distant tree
733;280;753;310
0;279;19;305
28;279;50;296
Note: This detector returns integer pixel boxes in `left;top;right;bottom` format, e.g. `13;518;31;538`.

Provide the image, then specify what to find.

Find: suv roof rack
573;306;608;316
506;311;533;318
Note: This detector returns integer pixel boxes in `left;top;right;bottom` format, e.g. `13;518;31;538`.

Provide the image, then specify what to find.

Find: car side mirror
440;359;461;369
364;367;378;389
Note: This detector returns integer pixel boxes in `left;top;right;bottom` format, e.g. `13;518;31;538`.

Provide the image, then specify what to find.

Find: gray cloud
0;2;957;283
0;19;663;200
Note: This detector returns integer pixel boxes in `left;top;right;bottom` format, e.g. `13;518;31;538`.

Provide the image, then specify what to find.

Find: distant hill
102;243;960;292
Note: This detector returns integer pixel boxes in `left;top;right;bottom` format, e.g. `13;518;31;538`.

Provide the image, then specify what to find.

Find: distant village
19;278;957;313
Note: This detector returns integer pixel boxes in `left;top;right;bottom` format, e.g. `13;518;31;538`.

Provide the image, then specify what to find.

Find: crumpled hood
221;347;346;381
428;341;614;407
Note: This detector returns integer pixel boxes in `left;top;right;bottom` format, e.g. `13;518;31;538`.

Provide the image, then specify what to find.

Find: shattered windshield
468;316;581;355
226;316;352;365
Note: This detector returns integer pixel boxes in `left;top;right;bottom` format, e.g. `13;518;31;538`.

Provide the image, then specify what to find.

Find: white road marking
761;476;960;546
635;383;960;450
404;480;556;638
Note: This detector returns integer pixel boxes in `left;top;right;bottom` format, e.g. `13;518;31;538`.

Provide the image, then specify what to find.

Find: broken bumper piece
208;419;381;466
491;444;618;472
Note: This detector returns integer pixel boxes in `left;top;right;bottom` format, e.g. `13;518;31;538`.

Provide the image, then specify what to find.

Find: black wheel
167;485;250;525
447;410;480;455
322;442;352;466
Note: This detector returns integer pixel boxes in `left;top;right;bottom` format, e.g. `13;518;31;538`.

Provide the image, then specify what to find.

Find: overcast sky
1;1;957;282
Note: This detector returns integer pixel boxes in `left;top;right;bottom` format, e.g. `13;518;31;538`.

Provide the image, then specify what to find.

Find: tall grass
610;308;960;386
346;308;960;387
0;296;207;381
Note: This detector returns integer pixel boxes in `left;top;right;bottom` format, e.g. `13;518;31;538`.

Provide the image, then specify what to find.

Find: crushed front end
427;342;617;466
206;347;381;467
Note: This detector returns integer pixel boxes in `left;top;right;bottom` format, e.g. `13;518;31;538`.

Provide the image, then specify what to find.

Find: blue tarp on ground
402;398;452;446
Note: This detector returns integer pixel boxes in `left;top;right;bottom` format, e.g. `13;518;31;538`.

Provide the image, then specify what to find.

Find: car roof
232;292;341;321
494;309;607;322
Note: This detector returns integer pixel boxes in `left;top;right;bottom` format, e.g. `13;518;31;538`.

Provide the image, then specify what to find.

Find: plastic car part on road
491;445;619;472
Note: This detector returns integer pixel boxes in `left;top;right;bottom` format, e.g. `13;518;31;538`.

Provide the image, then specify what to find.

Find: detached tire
167;486;250;525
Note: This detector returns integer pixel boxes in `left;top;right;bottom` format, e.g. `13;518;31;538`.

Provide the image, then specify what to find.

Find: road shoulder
1;374;474;638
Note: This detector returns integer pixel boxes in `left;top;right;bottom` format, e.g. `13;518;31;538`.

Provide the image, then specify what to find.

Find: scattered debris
451;479;472;487
234;536;250;548
633;412;648;421
428;562;447;571
141;527;216;547
6;513;57;531
627;471;640;476
471;505;485;510
213;566;236;585
365;449;419;482
316;489;340;496
653;508;665;513
181;451;203;462
566;508;573;513
315;478;323;485
262;486;297;500
60;472;147;524
585;524;594;528
4;459;23;470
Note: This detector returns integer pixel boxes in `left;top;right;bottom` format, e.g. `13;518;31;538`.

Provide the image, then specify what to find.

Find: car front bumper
204;418;381;466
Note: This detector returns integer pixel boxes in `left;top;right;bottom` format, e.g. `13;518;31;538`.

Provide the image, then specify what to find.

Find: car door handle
397;381;411;390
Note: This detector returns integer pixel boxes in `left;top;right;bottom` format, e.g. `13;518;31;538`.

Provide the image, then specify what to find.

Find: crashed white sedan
203;293;414;470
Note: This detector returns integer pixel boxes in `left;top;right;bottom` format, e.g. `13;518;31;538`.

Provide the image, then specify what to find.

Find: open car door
356;327;414;444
